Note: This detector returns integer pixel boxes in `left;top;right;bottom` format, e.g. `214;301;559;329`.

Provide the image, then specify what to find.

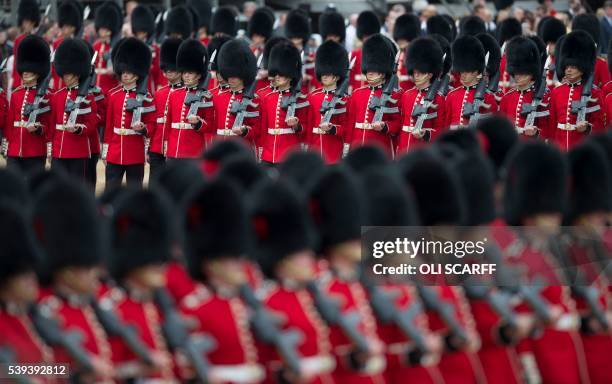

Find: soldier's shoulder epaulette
353;85;369;93
310;88;324;96
155;84;170;95
54;87;67;94
13;85;25;92
38;295;61;314
181;285;212;310
447;87;463;95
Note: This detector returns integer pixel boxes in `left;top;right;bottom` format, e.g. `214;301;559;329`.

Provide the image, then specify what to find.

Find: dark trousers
148;151;166;182
52;158;89;183
87;154;99;190
105;163;144;191
7;156;46;176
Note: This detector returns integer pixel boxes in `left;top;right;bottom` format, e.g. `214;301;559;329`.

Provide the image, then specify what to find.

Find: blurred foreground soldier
496;142;589;383
397;37;446;154
252;180;336;383
181;179;265;383
350;11;381;91
247;7;275;57
306;41;349;164
51;1;83;90
11;0;40;90
537;17;566;89
345;34;401;157
6;35;51;175
571;14;610;89
103;188;176;381
93;2;123;94
149;38;183;180
392;14;421;90
164;39;210;159
319;9;346;43
34;179;114;382
103;38;155;190
500;36;550;139
259;42;309;165
210;39;259;149
165;6;194;40
285;9;317;93
131;5;164;93
549;31;604;151
50;38;97;183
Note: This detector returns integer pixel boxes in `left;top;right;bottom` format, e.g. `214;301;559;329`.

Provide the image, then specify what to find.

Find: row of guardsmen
0;113;612;384
1;0;611;189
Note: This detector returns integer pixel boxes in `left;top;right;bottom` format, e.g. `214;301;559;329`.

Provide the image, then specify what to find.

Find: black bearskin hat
319;10;346;42
475;114;519;178
58;0;82;31
0;203;42;283
16;35;50;79
18;0;40;27
183;179;251;281
308;166;365;251
165;6;194;39
114;37;152;78
571;14;601;47
33;179;102;273
251;180;315;278
207;35;232;71
95;1;122;36
357;10;381;40
436;128;483;154
344;145;390;174
109;188;173;280
285;9;311;43
262;36;289;69
427;15;455;43
0;168;29;207
494;0;514;10
450;151;496;225
151;159;205;205
476;32;502;77
362;33;396;76
506;36;541;82
451;35;485;73
430;34;452;75
406;37;443;79
565;142;612;223
556;30;596;81
538;17;565;45
218;39;257;86
279;151;326;190
393;13;421;43
459;15;486;37
503;142;568;225
177;39;208;77
497;17;522;45
131;5;155;37
160;37;182;72
218;155;269;192
187;0;212;31
248;7;274;40
527;35;547;73
315;40;349;82
54;38;90;79
268;42;302;82
211;6;238;37
187;6;200;37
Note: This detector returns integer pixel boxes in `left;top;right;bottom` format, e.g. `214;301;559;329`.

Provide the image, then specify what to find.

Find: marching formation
0;0;611;383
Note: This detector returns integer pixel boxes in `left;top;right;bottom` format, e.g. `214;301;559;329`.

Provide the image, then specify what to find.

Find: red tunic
499;86;551;139
208;88;260;150
103;87;155;165
259;88;310;164
548;81;604;151
397;86;446;155
602;80;612;97
93;40;119;95
164;87;211;159
443;85;498;129
349;49;365;91
344;85;402;157
6;85;53;158
11;33;27;90
50;87;98;158
593;57;610;89
148;43;166;92
498;54;512;94
306;88;347;164
605;93;612;128
150;84;181;155
89;88;106;155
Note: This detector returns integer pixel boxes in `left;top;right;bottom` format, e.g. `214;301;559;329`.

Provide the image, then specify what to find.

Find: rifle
239;284;302;376
184;50;216;117
439;74;451;97
0;347;34;384
103;31;122;68
368;51;401;123
320;55;356;124
126;74;155;127
23;70;52;126
570;73;597;125
410;77;443;138
154;288;215;384
154;11;166;44
519;56;551;133
75;6;90;39
280;78;307;120
64;52;97;126
230;55;263;130
461;52;491;125
417;286;468;349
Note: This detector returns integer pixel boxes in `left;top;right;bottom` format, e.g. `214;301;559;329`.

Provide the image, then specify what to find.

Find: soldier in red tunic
443;35;498;129
349;11;381;92
33;179;115;382
499;36;551;139
548;31;604;151
252;179;337;383
247;7;275;58
571;14;610;89
6;35;52;175
131;5;164;93
397;37;446;154
11;0;40;90
254;36;287;97
181;178;266;383
210;39;260;150
286;10;318;94
103;38;155;190
259;42;310;165
103;188;177;381
537;17;566;90
92;2;123;95
603;40;612;97
164;39;211;160
392;14;421;91
319;9;346;44
345;34;402;158
496;18;523;94
51;1;82;91
306;40;349;164
50;38;98;183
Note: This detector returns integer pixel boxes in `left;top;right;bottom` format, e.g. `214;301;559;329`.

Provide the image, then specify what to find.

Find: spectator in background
568;0;588;16
385;4;407;36
474;4;496;31
600;0;612;52
420;5;438;30
243;2;258;20
122;1;138;37
345;13;358;50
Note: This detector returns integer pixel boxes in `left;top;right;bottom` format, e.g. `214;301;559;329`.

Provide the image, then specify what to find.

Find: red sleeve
332;97;348;138
258;95;268;151
431;94;446;140
104;93;114;144
485;92;498;113
41;92;54;142
442;93;452;129
606;94;612;128
83;95;99;136
545;90;557;141
588;87;605;134
537;91;551;138
243;95;260;140
344;94;356;144
143;97;156;137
